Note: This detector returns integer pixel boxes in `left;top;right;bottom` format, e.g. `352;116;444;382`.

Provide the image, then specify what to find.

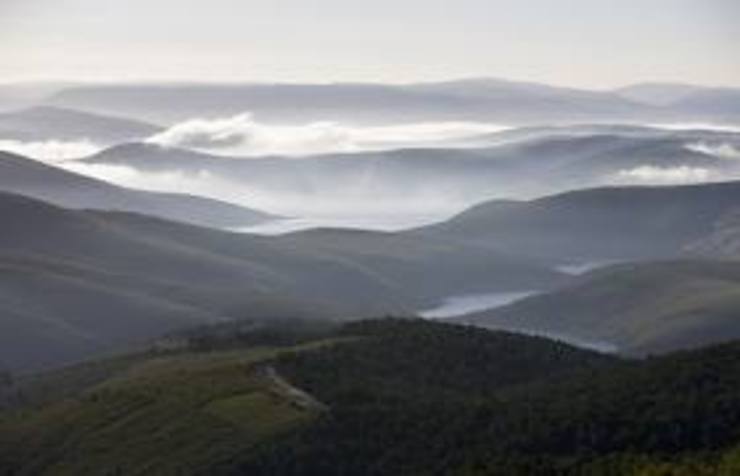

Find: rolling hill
45;79;653;124
81;127;740;210
39;79;740;125
418;180;740;265
0;192;563;371
457;259;740;355
0;106;160;143
3;318;740;475
0;150;276;228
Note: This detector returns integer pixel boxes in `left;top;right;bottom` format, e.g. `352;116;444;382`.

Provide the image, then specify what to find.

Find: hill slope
0;150;275;228
4;319;740;475
0;106;160;143
458;259;740;355
83;129;740;209
418;181;740;264
0;193;562;371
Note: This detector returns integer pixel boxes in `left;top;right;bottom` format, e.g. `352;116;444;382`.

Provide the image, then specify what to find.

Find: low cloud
60;161;469;226
614;165;715;185
145;113;507;156
685;142;740;160
649;123;740;134
0;139;102;161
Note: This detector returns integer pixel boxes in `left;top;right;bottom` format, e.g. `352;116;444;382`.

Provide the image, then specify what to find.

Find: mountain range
35;79;740;125
0;190;561;371
77;125;740;211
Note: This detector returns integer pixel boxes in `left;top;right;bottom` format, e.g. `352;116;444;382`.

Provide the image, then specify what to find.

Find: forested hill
3;318;740;475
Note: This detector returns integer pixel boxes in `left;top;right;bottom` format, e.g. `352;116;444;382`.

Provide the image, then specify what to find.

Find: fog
14;118;740;232
59;161;470;230
516;330;619;354
614;165;715;184
0;139;101;161
145;113;509;156
686;142;740;160
418;291;537;319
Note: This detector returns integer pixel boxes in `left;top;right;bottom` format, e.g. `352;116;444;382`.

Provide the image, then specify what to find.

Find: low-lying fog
419;291;538;319
2;114;740;233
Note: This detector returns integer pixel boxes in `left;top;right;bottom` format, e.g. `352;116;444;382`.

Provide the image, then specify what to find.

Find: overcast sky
1;0;739;88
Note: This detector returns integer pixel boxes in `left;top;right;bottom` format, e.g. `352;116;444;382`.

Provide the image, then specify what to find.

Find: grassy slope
0;340;345;475
4;319;740;474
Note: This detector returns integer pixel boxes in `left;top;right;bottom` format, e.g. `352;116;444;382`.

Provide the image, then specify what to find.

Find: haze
2;0;739;88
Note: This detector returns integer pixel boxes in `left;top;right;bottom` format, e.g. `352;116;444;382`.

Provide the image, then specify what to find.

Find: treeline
158;318;338;352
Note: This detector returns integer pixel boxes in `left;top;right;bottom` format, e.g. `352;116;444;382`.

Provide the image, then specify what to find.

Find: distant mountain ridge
40;78;740;124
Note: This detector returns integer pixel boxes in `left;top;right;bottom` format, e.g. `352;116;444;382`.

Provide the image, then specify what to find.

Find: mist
614;165;716;185
144;113;509;156
0;139;102;161
686;142;740;160
59;161;469;231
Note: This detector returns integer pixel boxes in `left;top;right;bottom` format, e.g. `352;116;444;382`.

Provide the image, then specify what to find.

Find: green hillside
4;319;740;475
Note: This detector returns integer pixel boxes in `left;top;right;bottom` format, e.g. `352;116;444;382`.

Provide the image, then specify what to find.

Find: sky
1;0;739;89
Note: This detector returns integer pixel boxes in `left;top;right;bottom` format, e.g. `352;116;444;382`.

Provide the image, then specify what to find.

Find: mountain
0;192;562;371
0;82;73;113
672;87;740;121
83;127;740;210
615;82;704;106
43;80;653;125
0;106;160;143
457;259;740;355
0;150;275;228
417;180;740;265
39;79;740;125
3;318;740;475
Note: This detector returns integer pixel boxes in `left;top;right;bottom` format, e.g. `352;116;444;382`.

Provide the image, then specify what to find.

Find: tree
0;369;12;387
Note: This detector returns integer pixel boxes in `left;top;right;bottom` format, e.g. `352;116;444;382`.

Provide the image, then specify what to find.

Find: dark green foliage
239;319;740;475
0;370;10;387
168;318;339;352
5;318;740;475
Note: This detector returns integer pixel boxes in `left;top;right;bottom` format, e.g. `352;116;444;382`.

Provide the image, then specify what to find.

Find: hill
457;259;740;355
46;79;652;124
0;193;562;371
418;180;740;265
3;318;740;475
0;106;160;143
83;128;740;209
0;150;276;228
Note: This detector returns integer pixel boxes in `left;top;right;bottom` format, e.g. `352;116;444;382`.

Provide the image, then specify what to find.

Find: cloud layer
685;142;740;160
145;113;507;156
0;139;101;161
615;165;714;185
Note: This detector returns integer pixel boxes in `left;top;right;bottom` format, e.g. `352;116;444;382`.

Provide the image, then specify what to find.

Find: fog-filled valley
3;75;740;474
1;79;740;369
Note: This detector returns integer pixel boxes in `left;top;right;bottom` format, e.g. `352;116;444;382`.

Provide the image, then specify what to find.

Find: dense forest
2;318;740;475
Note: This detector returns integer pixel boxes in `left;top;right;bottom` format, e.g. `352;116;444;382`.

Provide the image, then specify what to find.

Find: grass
0;339;351;475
